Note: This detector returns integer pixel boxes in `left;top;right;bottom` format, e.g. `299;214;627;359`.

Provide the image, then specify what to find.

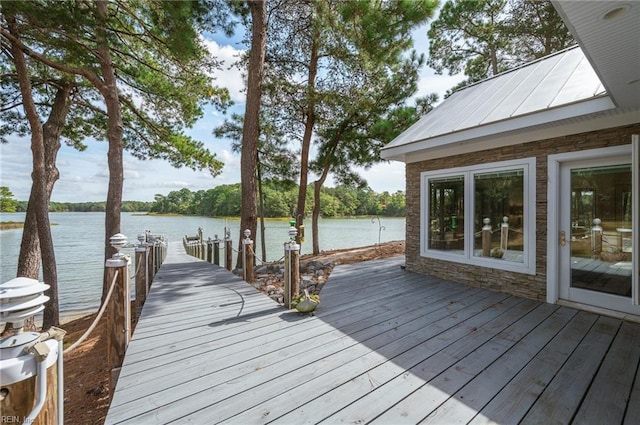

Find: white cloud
159;180;194;188
356;162;406;193
200;37;246;104
125;169;140;180
415;69;467;104
220;148;238;163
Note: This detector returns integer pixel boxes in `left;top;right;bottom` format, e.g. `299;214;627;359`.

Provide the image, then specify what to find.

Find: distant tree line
13;200;155;213
4;184;405;217
150;183;405;218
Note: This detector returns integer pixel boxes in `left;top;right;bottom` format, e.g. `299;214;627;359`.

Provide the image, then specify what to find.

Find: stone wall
405;123;640;301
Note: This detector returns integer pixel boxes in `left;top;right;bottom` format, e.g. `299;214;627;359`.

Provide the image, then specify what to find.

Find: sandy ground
60;241;405;424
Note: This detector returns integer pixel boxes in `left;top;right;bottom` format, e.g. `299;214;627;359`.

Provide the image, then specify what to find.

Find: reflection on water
0;212;404;315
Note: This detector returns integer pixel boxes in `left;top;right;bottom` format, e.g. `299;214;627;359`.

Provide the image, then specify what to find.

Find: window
421;158;536;274
428;175;464;254
474;170;524;262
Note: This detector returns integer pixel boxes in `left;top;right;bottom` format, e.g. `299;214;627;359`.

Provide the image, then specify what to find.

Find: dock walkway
106;243;640;424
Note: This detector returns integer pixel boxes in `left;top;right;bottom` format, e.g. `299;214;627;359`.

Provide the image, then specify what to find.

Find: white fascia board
380;96;629;163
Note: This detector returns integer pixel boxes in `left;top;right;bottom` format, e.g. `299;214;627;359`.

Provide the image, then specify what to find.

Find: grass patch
0;221;24;230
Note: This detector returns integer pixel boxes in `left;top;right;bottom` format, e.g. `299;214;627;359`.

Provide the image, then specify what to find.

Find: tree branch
0;27;105;92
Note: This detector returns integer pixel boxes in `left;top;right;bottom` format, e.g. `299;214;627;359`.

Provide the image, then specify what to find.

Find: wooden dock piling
225;237;232;271
135;246;148;320
214;239;220;266
146;242;154;286
206;239;213;263
284;242;300;308
0;362;58;425
106;256;130;393
242;234;254;283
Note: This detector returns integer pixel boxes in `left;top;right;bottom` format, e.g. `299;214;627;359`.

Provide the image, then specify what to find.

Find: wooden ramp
105;243;640;424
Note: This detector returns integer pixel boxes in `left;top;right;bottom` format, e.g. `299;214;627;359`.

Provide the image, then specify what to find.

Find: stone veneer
405;123;640;301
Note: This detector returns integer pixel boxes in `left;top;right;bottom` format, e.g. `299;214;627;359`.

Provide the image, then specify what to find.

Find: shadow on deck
105;243;640;424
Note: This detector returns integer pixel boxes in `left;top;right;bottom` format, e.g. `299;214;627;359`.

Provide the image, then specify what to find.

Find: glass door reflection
570;165;632;297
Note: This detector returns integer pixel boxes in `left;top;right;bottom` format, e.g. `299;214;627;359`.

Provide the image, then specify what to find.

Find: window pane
570;164;632;297
428;175;464;253
474;169;524;262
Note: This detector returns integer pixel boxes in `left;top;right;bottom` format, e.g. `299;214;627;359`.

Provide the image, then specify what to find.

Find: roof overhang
381;98;640;163
552;1;640;109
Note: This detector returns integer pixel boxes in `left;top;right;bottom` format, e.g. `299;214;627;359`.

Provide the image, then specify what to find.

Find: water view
0;212;404;316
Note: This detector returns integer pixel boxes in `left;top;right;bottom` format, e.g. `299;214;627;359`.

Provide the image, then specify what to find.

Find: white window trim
633;135;639;306
420;157;536;275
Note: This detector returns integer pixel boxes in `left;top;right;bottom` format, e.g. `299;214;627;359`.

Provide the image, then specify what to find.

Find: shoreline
61;309;98;324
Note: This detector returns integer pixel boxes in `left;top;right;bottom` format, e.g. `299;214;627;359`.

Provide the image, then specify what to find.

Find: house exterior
381;1;640;319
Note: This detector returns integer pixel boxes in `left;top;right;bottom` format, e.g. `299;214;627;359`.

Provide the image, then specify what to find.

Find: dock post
224;228;233;271
206;238;213;263
155;239;161;273
482;218;492;257
134;235;148;321
242;229;254;283
213;235;221;266
0;278;63;424
149;237;156;274
592;218;603;258
284;222;300;309
147;236;154;286
106;234;131;394
500;216;509;251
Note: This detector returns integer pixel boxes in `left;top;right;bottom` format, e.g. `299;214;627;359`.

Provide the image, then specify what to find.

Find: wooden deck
105;243;640;424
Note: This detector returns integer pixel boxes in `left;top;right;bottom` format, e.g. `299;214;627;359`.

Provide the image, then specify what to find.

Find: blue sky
0;23;464;203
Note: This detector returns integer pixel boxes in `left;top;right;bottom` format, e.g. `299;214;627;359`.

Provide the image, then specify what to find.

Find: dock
105;243;640;424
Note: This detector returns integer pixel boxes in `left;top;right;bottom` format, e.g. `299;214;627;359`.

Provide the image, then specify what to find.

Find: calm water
0;212;404;316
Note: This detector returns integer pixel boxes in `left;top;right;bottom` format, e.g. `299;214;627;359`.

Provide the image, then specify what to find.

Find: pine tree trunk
312;162;330;255
257;158;267;262
95;0;124;303
295;25;320;242
237;0;267;268
18;85;71;282
17;85;72;330
7;16;60;327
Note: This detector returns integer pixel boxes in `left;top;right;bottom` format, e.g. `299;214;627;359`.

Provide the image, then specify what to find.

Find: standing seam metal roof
384;45;606;150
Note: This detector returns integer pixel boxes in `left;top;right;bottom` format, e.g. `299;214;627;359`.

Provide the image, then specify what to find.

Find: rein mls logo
1;417;33;424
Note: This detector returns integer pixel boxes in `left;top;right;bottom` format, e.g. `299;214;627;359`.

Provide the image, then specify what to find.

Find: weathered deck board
114;283;475;410
468;310;598;424
112;286;490;422
230;291;511;425
371;303;561;424
105;243;640;425
624;348;640;425
573;320;640;425
520;315;621;425
316;298;540;425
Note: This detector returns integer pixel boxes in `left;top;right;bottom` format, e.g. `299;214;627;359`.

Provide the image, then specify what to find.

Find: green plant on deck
291;292;320;309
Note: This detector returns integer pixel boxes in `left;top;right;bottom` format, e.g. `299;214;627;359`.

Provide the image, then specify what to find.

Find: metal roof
382;46;609;160
553;0;640;109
